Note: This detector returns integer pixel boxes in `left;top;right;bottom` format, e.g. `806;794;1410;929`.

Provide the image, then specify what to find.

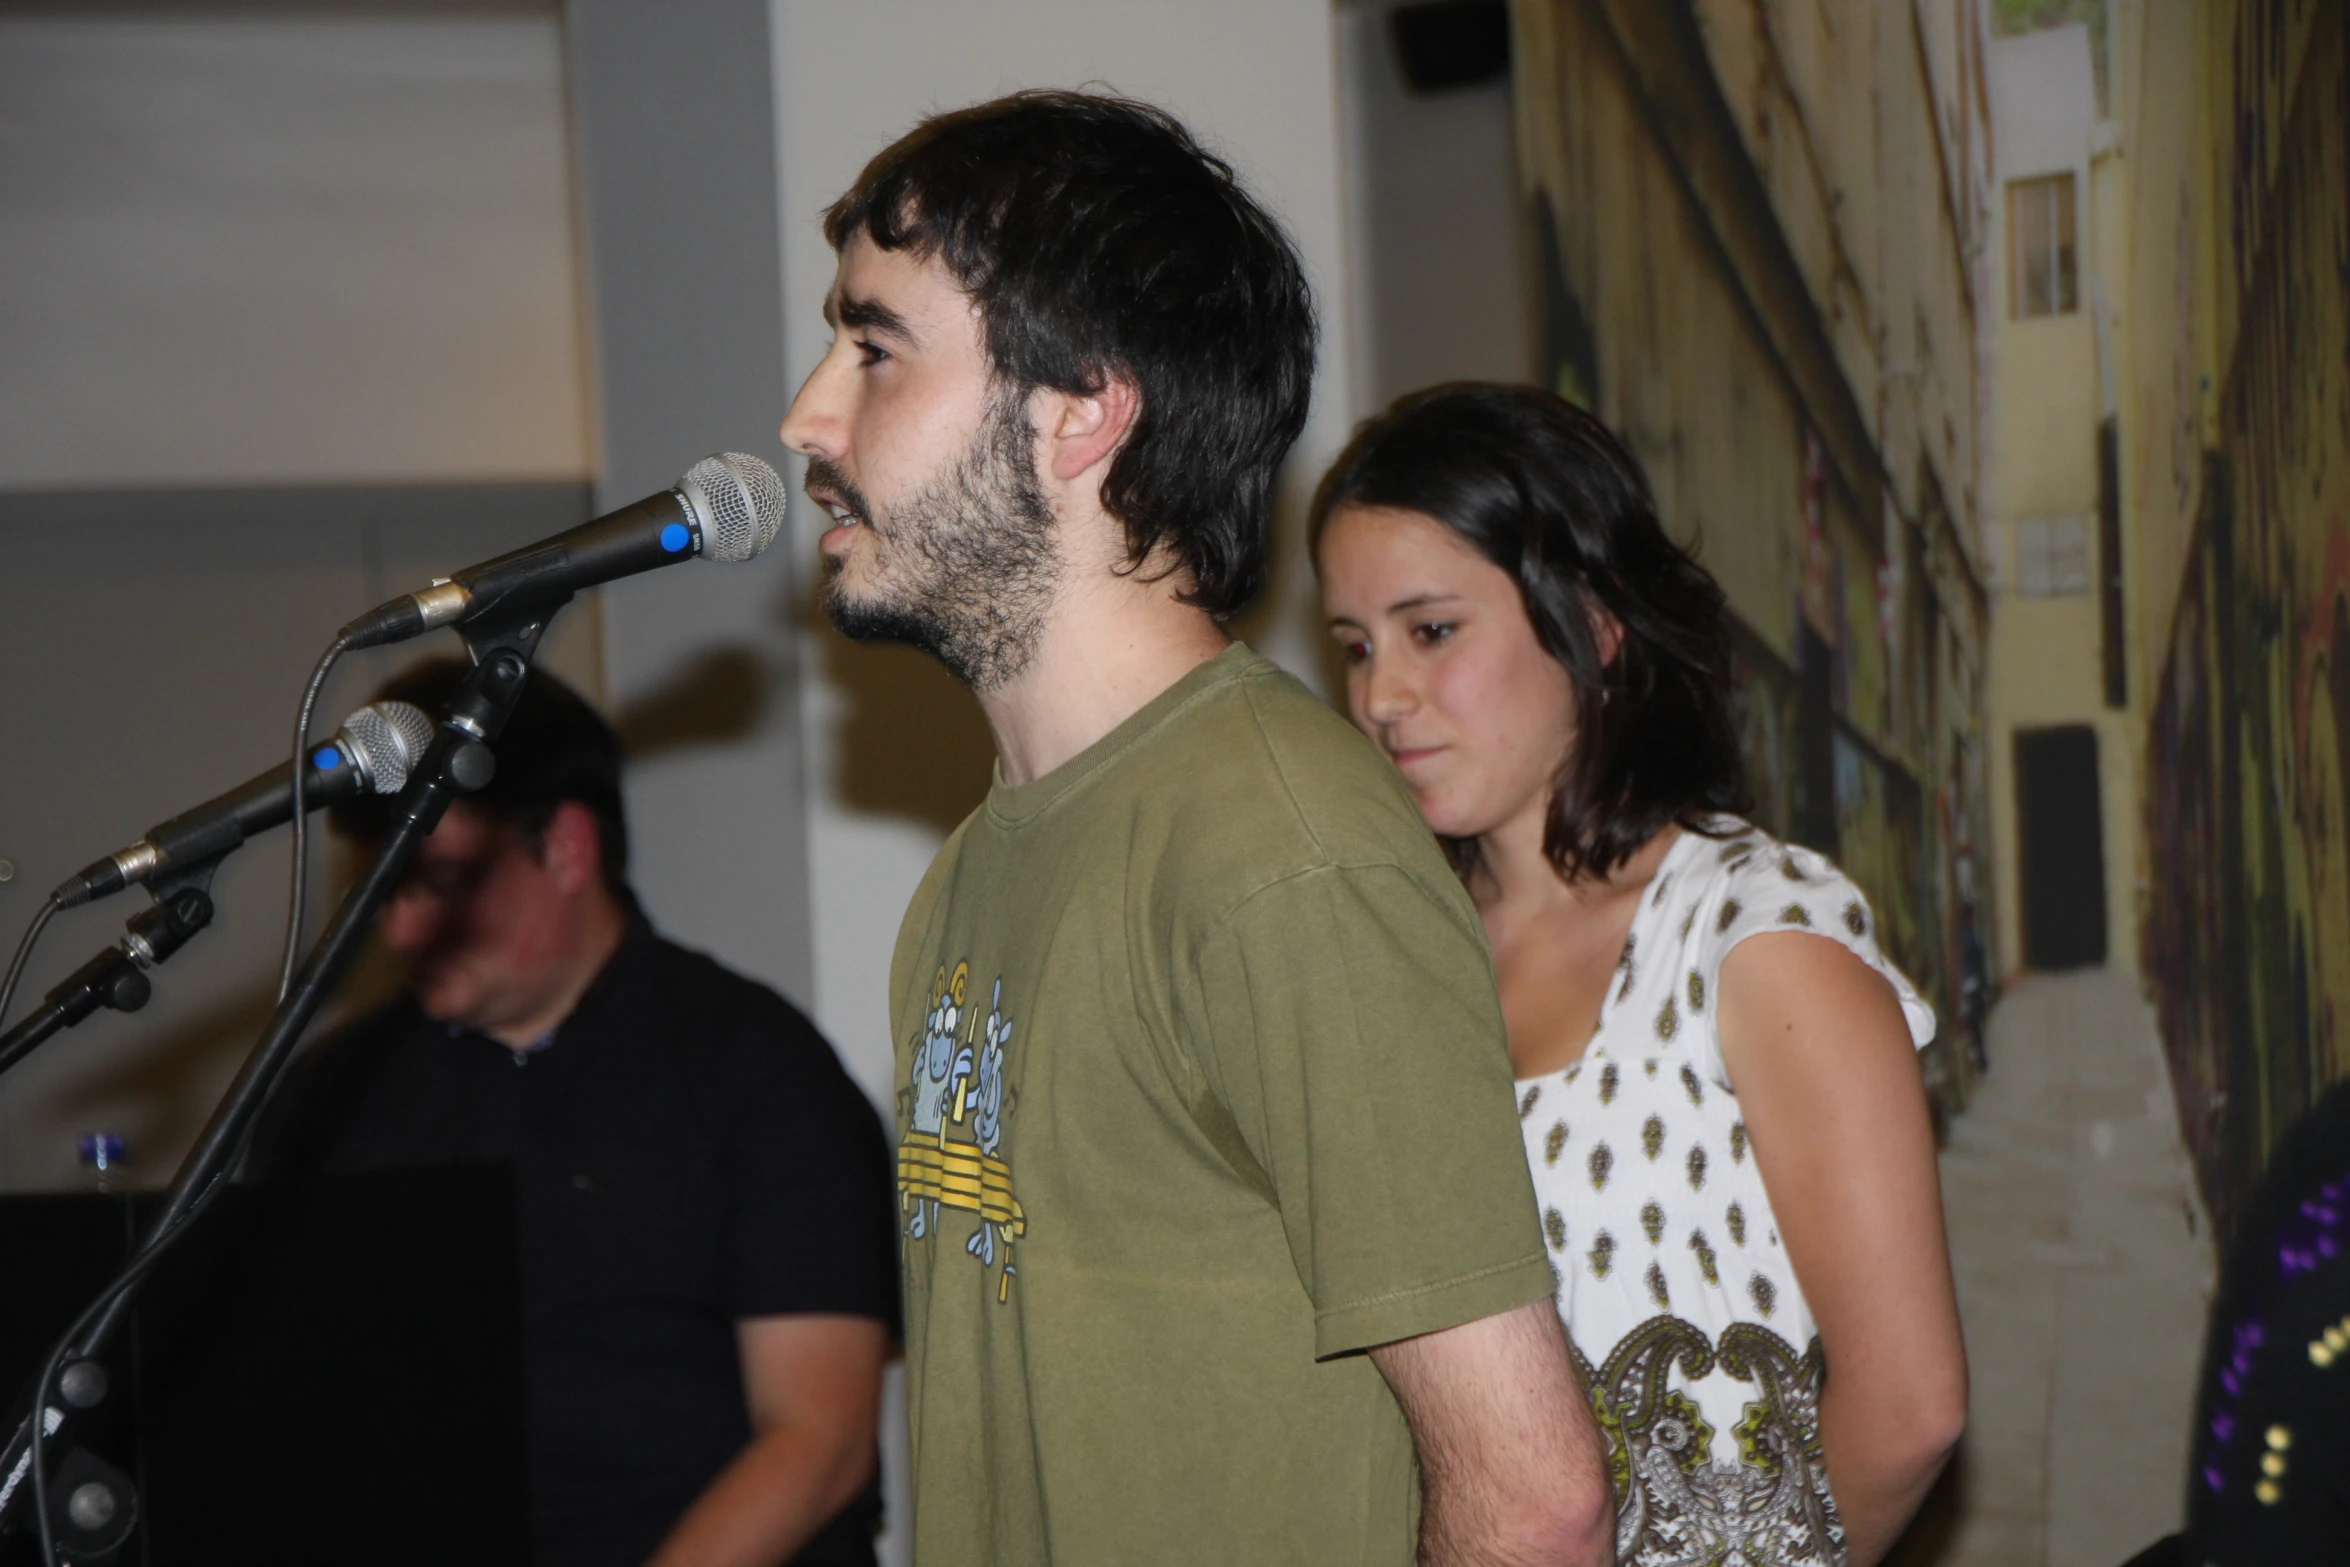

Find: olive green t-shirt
887;645;1552;1566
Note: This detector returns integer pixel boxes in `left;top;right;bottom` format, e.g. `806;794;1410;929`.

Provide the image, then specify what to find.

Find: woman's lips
1386;744;1445;771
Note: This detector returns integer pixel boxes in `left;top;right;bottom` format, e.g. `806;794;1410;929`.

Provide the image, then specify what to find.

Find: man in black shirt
257;661;895;1567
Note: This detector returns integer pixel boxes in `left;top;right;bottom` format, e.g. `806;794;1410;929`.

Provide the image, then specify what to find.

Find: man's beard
816;393;1060;694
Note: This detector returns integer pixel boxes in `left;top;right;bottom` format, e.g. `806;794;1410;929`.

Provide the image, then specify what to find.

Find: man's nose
779;353;849;462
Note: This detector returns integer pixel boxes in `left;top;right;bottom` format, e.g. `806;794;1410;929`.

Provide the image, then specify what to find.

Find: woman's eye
1335;637;1370;665
1410;621;1455;647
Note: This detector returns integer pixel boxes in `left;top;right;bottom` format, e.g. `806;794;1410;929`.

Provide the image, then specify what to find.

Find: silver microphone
52;701;438;909
339;453;789;649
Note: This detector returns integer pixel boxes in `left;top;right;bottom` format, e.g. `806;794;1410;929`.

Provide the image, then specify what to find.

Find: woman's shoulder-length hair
1309;381;1751;881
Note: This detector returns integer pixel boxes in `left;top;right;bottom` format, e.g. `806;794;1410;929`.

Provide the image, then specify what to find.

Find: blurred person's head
782;89;1317;692
1311;382;1749;883
336;658;631;1046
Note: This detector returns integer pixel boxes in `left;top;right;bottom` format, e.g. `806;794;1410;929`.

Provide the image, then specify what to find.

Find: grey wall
565;0;814;1009
0;12;591;489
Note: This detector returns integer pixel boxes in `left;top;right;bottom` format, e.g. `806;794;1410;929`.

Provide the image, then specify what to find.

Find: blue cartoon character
964;980;1014;1267
905;963;969;1237
897;963;1026;1298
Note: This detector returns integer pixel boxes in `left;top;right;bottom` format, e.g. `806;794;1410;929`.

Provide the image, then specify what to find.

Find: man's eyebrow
836;291;917;343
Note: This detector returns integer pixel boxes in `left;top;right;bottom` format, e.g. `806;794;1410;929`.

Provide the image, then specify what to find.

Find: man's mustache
804;457;875;528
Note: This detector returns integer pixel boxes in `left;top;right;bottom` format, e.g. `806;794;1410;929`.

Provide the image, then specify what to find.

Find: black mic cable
0;900;60;1038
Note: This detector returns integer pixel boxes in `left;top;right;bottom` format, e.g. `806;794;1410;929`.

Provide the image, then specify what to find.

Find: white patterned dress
1515;820;1934;1567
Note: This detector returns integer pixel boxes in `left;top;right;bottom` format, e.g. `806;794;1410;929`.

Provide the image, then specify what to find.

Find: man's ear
540;801;605;896
1042;373;1141;484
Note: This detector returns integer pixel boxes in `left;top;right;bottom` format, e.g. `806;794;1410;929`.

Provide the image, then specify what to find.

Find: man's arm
1369;1298;1615;1567
645;1314;890;1567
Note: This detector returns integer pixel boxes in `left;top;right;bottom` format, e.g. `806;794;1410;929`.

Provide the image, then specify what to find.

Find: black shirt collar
428;915;659;1072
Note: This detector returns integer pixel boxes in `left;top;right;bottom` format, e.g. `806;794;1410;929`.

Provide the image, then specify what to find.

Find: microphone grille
341;699;438;794
680;452;788;563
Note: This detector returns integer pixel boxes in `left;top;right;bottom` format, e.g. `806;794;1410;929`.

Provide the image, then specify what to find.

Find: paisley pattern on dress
1575;1314;1846;1567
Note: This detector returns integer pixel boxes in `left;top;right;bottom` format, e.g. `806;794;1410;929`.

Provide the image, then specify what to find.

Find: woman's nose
1360;653;1418;725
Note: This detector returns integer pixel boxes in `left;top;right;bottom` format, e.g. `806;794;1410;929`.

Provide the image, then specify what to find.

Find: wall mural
1513;0;1994;1115
2144;4;2350;1231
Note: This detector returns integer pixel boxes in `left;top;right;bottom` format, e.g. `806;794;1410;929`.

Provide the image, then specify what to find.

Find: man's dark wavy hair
823;89;1317;620
1310;383;1751;883
333;658;631;898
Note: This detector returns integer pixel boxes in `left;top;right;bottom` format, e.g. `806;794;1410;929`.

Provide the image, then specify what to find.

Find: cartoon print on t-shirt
897;960;1027;1301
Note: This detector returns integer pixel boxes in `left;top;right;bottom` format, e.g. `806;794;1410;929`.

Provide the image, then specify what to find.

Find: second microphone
52;701;440;910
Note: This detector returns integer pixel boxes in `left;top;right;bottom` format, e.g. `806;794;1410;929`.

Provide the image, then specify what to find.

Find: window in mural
2013;514;2092;598
2008;171;2078;317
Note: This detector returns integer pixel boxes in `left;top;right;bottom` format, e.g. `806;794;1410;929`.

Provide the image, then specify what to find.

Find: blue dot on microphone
312;745;343;771
660;522;692;553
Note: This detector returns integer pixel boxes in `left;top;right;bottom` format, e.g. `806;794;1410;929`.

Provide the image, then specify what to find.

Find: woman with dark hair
1314;383;1966;1567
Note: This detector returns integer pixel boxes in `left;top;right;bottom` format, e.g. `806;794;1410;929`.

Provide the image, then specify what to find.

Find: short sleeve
1695;841;1937;1089
719;994;902;1334
1187;863;1554;1359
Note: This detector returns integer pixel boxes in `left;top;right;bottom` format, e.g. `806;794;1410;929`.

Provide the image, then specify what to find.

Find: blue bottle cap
76;1132;129;1172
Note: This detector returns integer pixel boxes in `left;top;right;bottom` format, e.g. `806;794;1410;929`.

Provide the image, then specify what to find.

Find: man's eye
854;339;890;366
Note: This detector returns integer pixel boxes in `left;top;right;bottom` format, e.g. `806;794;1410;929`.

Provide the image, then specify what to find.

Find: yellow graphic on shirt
898;961;1025;1301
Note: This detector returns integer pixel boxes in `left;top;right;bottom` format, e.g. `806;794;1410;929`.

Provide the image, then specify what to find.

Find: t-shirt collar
985;642;1264;829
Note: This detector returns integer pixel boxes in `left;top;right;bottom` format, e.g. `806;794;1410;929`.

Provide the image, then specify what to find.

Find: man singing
256;661;896;1567
782;92;1613;1564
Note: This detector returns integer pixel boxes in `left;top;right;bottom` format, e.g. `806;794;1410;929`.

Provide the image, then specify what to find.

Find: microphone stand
0;881;218;1084
0;600;562;1556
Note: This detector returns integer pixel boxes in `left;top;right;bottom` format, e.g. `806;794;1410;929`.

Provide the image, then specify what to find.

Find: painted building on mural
1510;0;1998;1108
1982;25;2141;987
2115;0;2350;1231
